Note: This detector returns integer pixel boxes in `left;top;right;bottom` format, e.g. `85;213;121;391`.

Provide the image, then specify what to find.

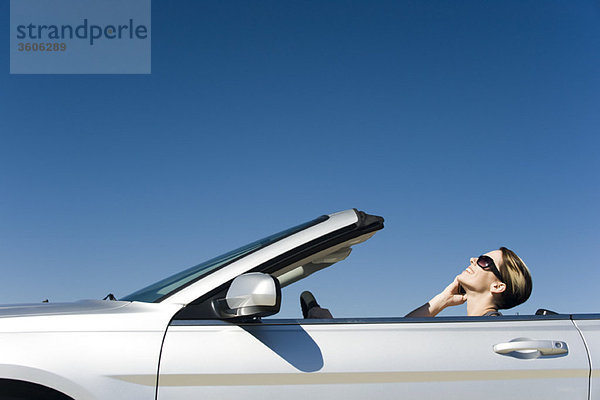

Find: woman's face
457;250;504;293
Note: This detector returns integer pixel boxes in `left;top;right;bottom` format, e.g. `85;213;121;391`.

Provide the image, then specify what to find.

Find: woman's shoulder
483;310;503;316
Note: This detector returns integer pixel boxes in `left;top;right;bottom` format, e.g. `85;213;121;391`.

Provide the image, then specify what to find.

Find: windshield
121;215;328;303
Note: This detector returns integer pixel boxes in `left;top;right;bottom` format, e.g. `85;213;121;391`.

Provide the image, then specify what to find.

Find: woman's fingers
444;276;461;294
452;294;467;304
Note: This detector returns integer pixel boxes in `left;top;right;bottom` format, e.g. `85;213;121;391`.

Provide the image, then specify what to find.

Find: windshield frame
121;215;329;303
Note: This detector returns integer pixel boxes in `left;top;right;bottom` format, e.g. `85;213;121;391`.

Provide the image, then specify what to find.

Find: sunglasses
477;255;504;282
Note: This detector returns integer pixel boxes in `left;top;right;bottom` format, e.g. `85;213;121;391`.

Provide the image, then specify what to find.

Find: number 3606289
17;42;67;51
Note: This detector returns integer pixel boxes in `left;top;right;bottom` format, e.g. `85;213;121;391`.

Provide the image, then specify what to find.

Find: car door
157;314;589;400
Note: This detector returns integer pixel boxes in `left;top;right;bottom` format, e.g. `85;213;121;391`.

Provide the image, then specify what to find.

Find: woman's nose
470;257;477;264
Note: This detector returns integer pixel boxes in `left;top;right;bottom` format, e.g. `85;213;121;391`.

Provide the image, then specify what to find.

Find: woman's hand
433;276;467;310
405;276;467;317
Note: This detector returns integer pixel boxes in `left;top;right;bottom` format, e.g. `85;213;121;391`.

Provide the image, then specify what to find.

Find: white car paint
0;301;182;399
157;318;590;400
572;317;600;399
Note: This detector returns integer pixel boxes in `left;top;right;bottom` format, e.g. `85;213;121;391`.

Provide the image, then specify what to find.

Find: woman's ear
490;281;506;294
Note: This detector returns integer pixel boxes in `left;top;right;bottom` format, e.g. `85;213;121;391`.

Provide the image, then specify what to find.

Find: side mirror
212;273;281;320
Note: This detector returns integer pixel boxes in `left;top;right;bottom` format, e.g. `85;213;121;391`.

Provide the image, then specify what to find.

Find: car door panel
158;317;588;400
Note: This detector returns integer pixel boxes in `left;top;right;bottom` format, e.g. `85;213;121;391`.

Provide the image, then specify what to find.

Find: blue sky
1;1;598;318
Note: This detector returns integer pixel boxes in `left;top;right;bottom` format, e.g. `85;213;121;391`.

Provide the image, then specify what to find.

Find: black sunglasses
477;255;504;282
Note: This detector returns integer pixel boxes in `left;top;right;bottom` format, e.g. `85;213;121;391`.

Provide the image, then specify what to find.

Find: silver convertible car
0;209;598;400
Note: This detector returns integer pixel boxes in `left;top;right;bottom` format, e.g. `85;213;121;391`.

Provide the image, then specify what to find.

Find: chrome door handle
494;339;568;356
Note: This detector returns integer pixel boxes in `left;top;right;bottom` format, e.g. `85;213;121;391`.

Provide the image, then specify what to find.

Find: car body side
0;301;182;400
0;210;598;399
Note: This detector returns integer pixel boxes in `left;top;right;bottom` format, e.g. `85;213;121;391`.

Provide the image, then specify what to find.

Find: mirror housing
212;273;281;320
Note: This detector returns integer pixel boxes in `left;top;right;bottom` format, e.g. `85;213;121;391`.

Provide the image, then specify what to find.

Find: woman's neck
466;292;498;316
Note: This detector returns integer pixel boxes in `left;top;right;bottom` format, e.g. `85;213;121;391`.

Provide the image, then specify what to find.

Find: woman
406;247;532;317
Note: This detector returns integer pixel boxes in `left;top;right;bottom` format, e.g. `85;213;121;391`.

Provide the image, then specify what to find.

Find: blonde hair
496;247;532;309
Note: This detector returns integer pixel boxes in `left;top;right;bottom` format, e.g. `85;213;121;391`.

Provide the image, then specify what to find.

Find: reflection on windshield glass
121;215;328;303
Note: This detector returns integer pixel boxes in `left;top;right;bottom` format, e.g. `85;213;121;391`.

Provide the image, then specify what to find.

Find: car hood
0;300;184;333
0;300;129;318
